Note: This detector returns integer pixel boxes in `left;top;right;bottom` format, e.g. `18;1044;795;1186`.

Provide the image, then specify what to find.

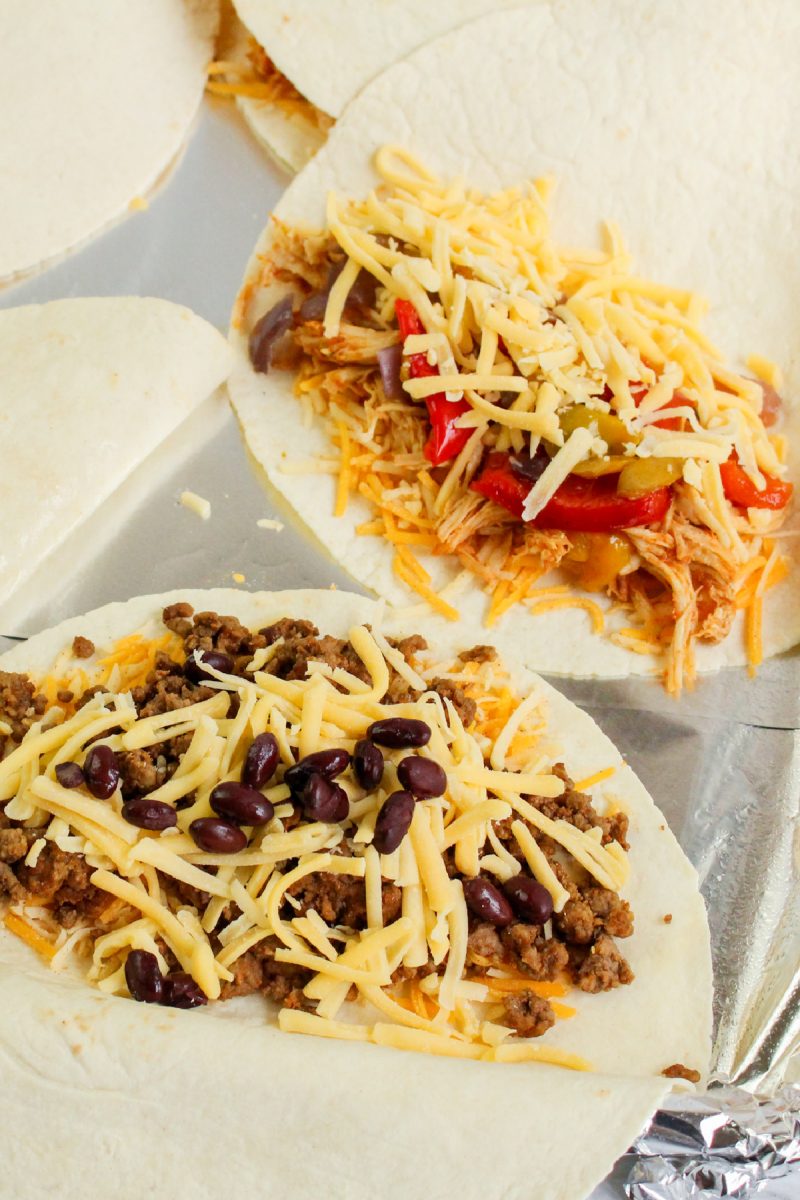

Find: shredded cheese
0;619;639;1066
249;148;793;696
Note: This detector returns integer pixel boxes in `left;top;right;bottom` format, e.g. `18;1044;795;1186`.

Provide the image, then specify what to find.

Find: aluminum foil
623;1084;800;1197
1;97;798;1198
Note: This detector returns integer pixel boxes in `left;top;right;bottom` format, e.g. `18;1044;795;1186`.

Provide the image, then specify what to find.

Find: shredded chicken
295;320;398;365
243;217;791;695
247;42;333;132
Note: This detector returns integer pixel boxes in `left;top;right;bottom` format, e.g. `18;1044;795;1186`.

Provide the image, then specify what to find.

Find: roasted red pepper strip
631;383;694;432
470;453;530;517
395;298;472;465
719;460;793;509
471;452;671;531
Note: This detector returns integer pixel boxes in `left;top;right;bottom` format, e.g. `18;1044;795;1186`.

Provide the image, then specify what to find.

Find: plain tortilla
228;0;800;680
0;585;710;1197
228;0;528;169
0;0;217;283
0;299;233;626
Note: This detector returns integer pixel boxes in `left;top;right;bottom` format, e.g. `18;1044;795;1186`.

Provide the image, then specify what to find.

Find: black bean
301;774;349;823
124;949;164;1004
161;972;208;1009
373;790;415;855
284;748;351;793
367;718;431;749
189;818;247;854
242;732;279;789
83;744;120;800
397;756;446;799
55;761;85;789
249;295;294;374
503;875;554;925
210;781;274;826
463;876;514;927
184;649;233;683
353;739;384;790
122;798;178;831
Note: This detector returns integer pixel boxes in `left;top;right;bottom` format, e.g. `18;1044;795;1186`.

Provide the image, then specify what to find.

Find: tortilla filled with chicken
0;588;710;1197
208;0;526;172
228;0;800;694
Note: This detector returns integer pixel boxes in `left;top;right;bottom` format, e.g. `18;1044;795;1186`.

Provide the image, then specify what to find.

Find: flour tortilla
0;0;217;283
228;0;800;680
217;2;328;174
228;0;528;169
0;300;233;627
0;586;711;1197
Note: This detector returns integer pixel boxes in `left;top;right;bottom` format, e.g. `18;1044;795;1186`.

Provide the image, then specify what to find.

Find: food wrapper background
1;101;797;1197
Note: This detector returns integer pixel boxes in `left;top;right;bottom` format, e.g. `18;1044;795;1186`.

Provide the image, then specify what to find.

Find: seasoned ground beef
391;961;436;985
220;935;312;1007
168;877;224;912
131;657;215;720
0;862;24;902
184;610;267;661
430;678;477;727
554;897;596;944
503;990;555;1037
261;617;319;646
458;645;498;664
467;922;504;965
584;886;634;938
502;923;570;981
536;764;630;850
16;845;115;927
118;748;162;795
287;871;401;928
0;827;30;864
71;636;95;659
0;671;47;748
662;1063;701;1084
162;602;195;636
390;634;427;660
573;933;634;993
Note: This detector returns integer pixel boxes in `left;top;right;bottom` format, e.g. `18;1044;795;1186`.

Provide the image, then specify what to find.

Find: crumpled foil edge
622;1083;800;1198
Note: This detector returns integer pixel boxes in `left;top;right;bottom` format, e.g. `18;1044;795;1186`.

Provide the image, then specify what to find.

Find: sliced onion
509;448;550;484
299;265;339;322
299;263;378;323
248;296;294;374
347;268;378;309
378;343;404;399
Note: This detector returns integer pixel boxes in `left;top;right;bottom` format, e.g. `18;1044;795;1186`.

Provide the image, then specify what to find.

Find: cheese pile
323;145;786;504
0;621;628;1065
257;145;791;686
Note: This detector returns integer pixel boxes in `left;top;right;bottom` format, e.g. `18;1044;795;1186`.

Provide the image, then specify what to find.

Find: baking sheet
2;94;798;1197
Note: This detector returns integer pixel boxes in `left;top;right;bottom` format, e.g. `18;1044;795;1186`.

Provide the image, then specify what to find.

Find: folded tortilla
0;0;217;282
0;299;233;627
0;586;710;1198
227;0;800;680
224;0;526;171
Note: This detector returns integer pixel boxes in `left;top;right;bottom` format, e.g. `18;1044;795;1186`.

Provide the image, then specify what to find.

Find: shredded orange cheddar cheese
4;912;56;960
